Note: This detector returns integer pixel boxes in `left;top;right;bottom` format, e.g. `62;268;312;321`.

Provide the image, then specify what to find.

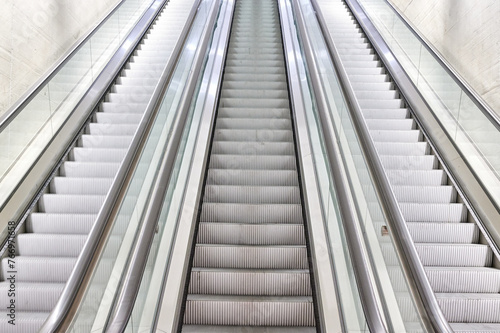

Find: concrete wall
0;0;120;118
387;0;500;115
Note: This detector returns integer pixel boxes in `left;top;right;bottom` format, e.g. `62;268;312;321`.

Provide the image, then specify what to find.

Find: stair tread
187;294;313;302
182;325;315;332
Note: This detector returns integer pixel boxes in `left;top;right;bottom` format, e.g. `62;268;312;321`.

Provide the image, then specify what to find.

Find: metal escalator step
337;43;371;51
230;33;280;40
182;325;316;332
87;123;139;135
370;130;421;142
392;185;456;203
188;268;311;295
38;194;105;214
224;59;284;68
226;53;283;61
27;213;96;234
222;80;287;91
366;118;415;130
209;155;297;170
193;245;308;269
206;169;299;186
223;73;285;82
385;170;446;186
50;177;113;195
121;68;163;78
203;185;300;204
184;295;314;326
94;112;143;124
71;148;127;162
381;243;492;267
215;118;291;130
219;97;289;108
217;107;290;119
400;202;467;222
426;267;500;293
415;244;492;267
213;129;293;142
375;142;429;155
0;283;63;312
379;155;437;170
197;223;305;245
1;257;76;282
358;98;404;110
111;84;155;95
211;142;294;155
346;67;385;75
351;81;393;91
340;54;378;62
450;323;500;332
0;312;48;333
362;108;409;119
436;293;500;323
228;48;283;55
60;162;120;178
343;60;381;69
221;88;288;99
200;203;302;223
407;222;478;243
224;65;285;74
79;134;133;148
99;102;147;113
106;92;153;104
348;74;388;83
16;234;87;257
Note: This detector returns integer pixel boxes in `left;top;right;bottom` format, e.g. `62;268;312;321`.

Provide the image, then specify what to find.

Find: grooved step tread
197;222;305;245
182;325;316;332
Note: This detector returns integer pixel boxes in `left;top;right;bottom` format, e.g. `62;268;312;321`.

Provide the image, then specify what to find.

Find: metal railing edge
37;0;202;331
309;0;454;331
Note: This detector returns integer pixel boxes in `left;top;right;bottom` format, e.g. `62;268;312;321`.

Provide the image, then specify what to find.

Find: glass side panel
357;0;500;207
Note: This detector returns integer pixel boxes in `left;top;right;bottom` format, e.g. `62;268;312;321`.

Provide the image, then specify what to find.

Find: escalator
180;0;317;330
314;0;500;330
0;0;194;331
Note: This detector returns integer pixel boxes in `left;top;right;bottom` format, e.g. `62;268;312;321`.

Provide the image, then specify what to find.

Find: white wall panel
388;0;500;115
0;0;120;117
